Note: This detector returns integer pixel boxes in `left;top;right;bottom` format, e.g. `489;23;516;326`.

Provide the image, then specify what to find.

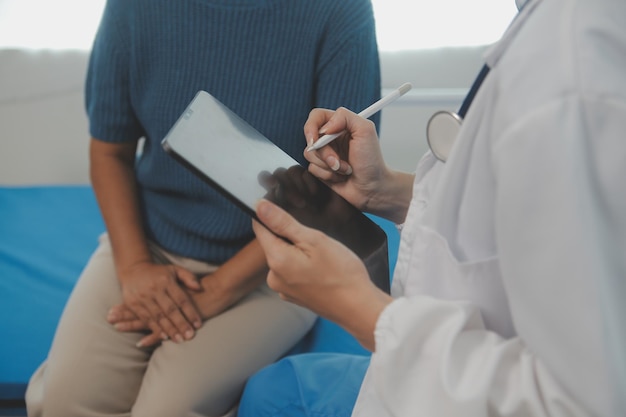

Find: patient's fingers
113;318;144;332
107;304;137;323
136;332;163;348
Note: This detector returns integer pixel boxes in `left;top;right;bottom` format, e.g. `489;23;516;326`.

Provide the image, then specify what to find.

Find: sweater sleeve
85;0;144;143
313;0;382;132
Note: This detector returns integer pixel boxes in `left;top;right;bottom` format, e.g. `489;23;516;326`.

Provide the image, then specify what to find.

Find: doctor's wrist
366;170;415;224
323;280;393;353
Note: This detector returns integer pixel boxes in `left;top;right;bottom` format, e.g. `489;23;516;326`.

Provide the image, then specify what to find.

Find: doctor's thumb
255;199;298;242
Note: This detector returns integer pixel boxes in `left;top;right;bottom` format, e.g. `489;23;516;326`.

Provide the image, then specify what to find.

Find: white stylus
306;82;413;152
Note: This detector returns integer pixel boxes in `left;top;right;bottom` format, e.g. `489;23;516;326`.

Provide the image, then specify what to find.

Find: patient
24;1;381;416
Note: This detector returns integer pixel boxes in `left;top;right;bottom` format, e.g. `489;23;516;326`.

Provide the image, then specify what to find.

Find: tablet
162;91;390;293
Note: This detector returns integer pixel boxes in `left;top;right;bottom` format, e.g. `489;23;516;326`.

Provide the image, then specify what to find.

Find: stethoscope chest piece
426;110;462;162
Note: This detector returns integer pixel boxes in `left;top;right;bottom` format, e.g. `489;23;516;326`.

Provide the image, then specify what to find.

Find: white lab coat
352;0;626;415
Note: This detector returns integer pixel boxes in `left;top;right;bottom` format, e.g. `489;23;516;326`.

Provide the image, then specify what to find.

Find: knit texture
85;0;381;262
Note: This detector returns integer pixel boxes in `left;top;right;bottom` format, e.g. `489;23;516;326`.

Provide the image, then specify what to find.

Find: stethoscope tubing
426;64;490;162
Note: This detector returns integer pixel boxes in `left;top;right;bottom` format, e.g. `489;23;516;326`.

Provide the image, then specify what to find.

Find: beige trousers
25;234;316;417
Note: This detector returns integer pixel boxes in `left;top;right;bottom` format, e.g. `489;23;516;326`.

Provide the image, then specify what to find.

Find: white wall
0;49;90;185
0;46;487;185
379;46;486;171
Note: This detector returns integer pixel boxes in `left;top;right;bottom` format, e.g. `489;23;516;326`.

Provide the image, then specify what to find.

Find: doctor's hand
304;107;390;212
304;108;416;224
253;199;392;351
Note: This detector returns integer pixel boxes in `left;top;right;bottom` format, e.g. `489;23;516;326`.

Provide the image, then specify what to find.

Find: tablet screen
162;91;390;293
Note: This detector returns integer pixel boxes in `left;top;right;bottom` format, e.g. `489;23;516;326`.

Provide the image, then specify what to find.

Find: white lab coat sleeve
492;96;626;417
368;296;588;417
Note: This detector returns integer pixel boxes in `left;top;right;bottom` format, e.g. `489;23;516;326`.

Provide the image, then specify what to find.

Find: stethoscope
426;64;490;162
425;0;532;162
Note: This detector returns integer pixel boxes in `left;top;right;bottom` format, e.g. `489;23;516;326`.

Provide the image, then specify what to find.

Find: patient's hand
107;303;158;346
108;270;242;347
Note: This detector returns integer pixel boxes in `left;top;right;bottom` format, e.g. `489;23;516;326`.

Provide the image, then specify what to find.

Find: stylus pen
306;82;413;152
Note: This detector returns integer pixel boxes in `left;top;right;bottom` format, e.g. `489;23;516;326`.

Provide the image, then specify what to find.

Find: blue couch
0;185;399;412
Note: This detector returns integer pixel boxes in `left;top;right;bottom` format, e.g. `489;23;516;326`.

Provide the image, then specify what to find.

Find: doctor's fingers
253;201;322;274
304;108;338;147
253;219;318;301
308;106;378;147
303;135;351;178
304;107;370;144
265;270;302;306
305;109;354;176
307;160;352;184
254;199;316;247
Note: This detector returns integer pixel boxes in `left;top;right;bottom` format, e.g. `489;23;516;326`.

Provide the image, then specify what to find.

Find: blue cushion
0;186;105;399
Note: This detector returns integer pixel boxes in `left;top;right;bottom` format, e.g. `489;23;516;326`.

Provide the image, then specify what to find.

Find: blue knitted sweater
85;0;381;263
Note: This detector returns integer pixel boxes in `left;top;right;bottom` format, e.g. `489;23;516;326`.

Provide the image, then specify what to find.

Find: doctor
239;0;626;415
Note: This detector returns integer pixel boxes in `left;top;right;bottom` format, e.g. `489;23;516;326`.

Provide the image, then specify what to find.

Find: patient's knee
25;360;139;417
131;385;240;417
